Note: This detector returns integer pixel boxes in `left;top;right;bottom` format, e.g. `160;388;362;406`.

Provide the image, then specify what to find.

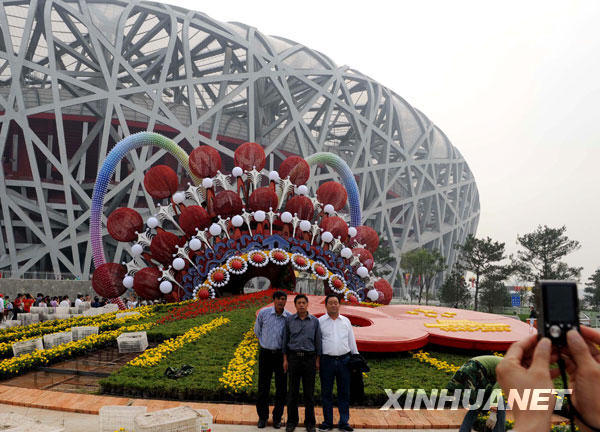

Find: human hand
316;356;320;371
486;411;497;429
496;334;554;432
283;357;288;373
562;328;600;432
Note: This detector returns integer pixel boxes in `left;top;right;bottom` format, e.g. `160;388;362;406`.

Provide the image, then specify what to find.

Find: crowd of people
0;292;148;321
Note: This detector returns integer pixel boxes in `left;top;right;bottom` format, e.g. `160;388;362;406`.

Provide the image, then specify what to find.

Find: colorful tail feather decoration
89;132;392;308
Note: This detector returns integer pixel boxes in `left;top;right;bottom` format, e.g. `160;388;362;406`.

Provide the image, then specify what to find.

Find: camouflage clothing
446;356;501;406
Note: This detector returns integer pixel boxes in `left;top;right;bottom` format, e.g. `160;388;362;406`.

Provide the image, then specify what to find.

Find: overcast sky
168;0;600;284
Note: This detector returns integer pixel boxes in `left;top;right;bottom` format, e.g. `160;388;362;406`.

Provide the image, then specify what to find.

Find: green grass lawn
100;303;496;406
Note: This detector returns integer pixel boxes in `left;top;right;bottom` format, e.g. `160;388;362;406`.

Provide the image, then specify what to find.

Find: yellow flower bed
0;306;155;357
411;350;460;374
0;322;154;378
424;319;511;332
0;305;155;344
127;316;230;368
219;328;259;393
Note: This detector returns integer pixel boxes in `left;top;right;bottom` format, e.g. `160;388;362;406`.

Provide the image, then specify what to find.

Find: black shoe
306;425;316;432
337;425;353;432
318;423;333;431
286;424;297;432
257;418;267;428
273;419;282;429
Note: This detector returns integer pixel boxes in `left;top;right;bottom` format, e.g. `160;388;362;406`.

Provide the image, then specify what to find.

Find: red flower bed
157;289;297;324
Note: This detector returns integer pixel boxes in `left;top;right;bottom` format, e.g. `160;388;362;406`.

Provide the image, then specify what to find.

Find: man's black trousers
256;348;287;422
287;351;316;427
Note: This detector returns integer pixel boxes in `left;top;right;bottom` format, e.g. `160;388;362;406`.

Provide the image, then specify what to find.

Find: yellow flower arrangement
411;350;460;374
0;322;154;378
127;316;230;368
219;328;259;393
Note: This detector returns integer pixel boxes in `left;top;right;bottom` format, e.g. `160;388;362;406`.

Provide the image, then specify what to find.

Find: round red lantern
178;205;211;236
213;190;243;218
285;195;314;220
133;267;162;300
92;263;127;298
234;142;266;171
150;230;184;265
249;187;278;212
107;208;143;242
189;145;222;178
143;165;178;200
279;156;310;185
321;216;349;242
355;225;379;253
316;181;347;211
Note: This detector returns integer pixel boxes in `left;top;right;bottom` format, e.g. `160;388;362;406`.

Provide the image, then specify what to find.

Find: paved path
0;385;567;430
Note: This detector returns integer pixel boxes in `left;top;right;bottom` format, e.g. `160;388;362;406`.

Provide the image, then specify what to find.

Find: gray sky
168;0;600;284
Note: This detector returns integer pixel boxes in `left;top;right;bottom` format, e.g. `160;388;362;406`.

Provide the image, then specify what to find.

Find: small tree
479;277;511;313
584;268;600;310
439;270;471;308
455;235;507;311
514;225;582;281
401;248;446;305
372;235;395;279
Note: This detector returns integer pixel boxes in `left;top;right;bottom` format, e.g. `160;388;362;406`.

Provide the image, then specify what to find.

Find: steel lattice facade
0;0;479;297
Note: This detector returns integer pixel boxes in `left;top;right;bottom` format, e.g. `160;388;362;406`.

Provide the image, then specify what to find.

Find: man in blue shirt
254;290;291;429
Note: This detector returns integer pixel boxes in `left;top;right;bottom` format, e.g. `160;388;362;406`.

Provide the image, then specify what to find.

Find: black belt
260;347;282;354
289;350;316;357
323;352;350;360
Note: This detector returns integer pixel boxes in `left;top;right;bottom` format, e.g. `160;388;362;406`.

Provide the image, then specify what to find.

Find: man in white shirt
74;294;84;308
318;295;359;432
59;296;70;308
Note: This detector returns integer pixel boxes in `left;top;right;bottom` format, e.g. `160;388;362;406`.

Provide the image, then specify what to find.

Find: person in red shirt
12;294;23;320
22;293;35;313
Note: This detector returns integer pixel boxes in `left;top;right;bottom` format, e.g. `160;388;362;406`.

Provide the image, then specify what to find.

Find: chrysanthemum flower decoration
89;132;392;308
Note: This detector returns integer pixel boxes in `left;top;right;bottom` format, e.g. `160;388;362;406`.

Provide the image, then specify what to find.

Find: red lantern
133;267;162;300
285;195;314;220
279;156;310;185
150;230;184;265
248;186;278;212
178;205;211;236
198;288;210;299
352;248;374;271
234;142;266;171
213;190;243;218
107;208;143;242
92;263;127;298
354;225;379;253
374;278;393;305
321;216;349;242
316;181;347;211
189;146;222;178
143;165;178;200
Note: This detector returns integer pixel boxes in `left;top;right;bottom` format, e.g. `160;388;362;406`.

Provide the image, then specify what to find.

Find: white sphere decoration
357;266;369;278
231;215;244;227
348;227;358;238
172;191;186;204
341;247;353;259
268;171;280;182
209;223;222;236
202;178;213;189
321;231;334;243
232;166;243;177
172;257;185;271
367;289;379;301
189;238;202;251
147;216;159;229
122;275;134;289
299;220;311;232
324;204;335;215
253;210;266;222
131;244;143;256
159;280;173;294
281;211;293;223
297;185;309;195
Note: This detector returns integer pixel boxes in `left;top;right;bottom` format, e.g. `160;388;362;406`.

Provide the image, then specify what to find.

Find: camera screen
547;286;577;322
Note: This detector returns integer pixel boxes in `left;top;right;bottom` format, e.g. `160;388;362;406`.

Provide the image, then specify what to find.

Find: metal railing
0;271;86;281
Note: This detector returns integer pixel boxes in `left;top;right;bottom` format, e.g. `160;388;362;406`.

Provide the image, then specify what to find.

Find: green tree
454;235;508;311
514;225;582;281
479;276;511;313
401;248;446;305
584;268;600;310
439;270;471;308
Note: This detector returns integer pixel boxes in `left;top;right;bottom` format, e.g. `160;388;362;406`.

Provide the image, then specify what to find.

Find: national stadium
0;0;480;297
